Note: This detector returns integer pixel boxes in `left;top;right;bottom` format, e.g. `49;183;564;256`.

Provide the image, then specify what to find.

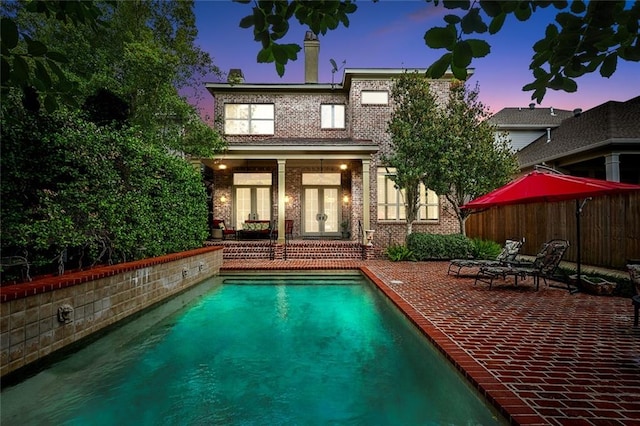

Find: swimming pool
1;273;506;425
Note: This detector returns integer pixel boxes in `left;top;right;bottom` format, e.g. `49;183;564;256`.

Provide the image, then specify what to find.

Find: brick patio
221;259;640;426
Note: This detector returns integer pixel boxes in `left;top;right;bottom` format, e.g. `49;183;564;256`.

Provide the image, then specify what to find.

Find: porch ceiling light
340;163;348;170
218;163;227;170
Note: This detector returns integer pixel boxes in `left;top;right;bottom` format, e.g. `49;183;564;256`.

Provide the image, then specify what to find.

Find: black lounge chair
474;239;570;291
447;238;524;277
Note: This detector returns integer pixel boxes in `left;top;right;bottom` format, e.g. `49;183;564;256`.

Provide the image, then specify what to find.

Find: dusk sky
191;1;639;121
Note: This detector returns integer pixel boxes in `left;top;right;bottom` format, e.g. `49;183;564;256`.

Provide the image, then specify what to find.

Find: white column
605;153;620;182
362;159;371;245
277;159;286;244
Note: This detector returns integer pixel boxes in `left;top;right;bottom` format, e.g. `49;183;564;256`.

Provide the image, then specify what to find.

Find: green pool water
1;274;506;425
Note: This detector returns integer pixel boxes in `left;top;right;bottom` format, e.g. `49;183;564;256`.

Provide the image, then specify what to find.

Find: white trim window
361;91;388;105
320;104;345;129
377;167;439;221
224;103;274;135
233;173;272;225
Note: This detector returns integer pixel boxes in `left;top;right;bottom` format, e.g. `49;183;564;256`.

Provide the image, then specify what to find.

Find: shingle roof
517;96;640;167
490;106;573;128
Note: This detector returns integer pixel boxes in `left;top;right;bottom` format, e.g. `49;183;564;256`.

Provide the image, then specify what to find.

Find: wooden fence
464;192;640;269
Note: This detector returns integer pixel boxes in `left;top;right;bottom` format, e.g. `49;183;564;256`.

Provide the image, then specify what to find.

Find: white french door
303;186;339;237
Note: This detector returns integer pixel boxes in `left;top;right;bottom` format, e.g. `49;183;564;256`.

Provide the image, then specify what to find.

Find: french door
303;186;340;237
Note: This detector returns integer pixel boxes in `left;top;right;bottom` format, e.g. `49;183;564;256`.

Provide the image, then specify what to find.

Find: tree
238;0;640;103
0;0;108;112
385;73;518;238
2;1;225;157
434;82;519;235
385;71;445;237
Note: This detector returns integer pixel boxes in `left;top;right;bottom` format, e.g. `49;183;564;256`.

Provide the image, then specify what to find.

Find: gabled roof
517;96;640;168
490;106;573;129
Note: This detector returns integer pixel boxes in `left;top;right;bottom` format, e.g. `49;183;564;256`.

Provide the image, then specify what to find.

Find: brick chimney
227;68;244;84
304;31;319;84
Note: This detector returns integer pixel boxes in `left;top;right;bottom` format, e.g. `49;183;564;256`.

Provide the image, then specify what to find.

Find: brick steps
206;240;370;260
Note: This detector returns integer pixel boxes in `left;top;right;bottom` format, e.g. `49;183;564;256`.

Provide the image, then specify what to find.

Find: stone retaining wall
1;246;223;379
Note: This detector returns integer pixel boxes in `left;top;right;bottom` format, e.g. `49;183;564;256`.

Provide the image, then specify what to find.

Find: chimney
573;108;582;117
304;31;319;84
227;68;244;84
529;103;535;109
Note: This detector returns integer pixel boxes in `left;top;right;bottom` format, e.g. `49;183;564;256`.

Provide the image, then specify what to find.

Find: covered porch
202;140;378;246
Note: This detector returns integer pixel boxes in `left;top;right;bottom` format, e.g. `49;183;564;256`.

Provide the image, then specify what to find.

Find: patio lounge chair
474;239;570;291
447;238;524;277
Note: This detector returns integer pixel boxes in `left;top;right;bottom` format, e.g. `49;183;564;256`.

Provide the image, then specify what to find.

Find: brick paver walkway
222;259;640;426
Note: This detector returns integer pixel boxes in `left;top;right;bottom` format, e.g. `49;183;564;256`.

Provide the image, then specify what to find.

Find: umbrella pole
576;199;581;289
576;198;591;292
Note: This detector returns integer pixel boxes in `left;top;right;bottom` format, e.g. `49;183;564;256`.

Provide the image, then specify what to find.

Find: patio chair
447;238;524;277
474;239;570;291
212;219;236;240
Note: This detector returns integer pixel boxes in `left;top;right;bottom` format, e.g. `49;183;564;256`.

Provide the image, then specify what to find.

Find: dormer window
321;104;345;129
224;103;274;135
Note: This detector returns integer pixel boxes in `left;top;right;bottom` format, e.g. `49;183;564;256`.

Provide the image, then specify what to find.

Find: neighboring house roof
489;106;573;129
517;96;640;168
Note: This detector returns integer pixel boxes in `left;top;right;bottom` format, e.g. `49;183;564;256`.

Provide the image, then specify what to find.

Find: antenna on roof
330;58;346;88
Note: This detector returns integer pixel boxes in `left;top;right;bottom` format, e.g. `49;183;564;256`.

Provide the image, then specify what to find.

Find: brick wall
1;247;223;379
213;91;349;141
210;76;459;248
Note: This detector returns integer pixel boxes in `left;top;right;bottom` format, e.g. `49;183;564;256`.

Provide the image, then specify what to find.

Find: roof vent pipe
529;103;535;109
546;127;551;143
573;108;582;117
550;106;555;116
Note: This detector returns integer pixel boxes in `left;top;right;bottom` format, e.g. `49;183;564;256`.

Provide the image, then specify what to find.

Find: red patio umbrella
461;170;640;289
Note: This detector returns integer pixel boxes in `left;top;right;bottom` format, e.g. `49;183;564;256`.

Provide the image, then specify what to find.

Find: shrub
471;238;503;260
1;105;208;279
385;244;416;262
406;233;474;260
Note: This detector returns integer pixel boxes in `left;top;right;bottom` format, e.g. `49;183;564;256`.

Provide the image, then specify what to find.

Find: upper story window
377;167;439;221
224;103;274;135
361;91;389;105
320;104;345;129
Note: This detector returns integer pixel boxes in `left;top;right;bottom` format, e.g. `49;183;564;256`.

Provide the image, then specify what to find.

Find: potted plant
340;221;350;239
571;274;617;295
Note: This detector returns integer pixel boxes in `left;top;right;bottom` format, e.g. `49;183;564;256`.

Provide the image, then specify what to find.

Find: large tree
236;0;640;103
385;71;444;237
385;73;518;238
1;0;224;156
433;82;519;235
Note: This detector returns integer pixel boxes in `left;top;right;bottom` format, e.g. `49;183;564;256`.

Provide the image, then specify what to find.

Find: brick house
202;32;460;248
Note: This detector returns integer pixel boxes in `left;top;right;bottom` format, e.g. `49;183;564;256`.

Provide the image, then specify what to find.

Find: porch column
362;159;371;245
277;159;286;244
605;153;620;182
